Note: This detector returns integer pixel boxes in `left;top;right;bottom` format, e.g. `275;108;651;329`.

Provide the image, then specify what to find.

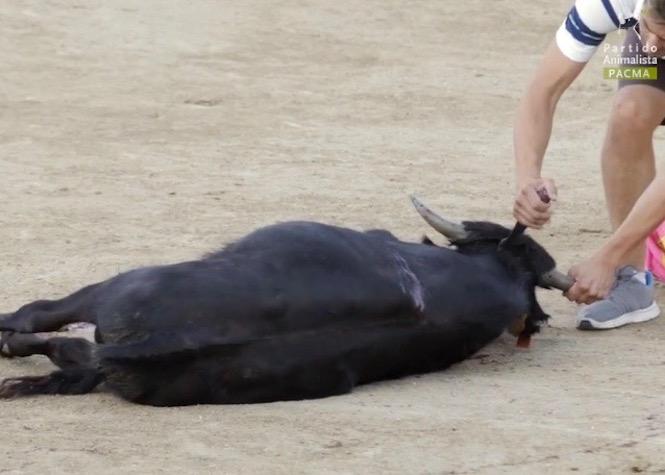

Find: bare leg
601;85;665;269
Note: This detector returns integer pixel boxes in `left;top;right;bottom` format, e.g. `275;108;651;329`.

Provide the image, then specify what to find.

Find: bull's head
410;195;573;345
410;195;572;292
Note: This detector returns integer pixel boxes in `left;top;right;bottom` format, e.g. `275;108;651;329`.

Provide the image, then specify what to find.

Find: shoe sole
577;302;661;330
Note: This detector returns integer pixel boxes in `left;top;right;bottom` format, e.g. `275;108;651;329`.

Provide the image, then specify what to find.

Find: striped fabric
556;0;643;62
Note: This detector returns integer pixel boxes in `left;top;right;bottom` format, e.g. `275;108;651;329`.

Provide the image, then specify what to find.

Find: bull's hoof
0;332;15;358
0;333;47;359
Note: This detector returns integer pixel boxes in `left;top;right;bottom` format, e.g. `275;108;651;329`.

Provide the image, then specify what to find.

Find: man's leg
578;84;665;330
601;85;664;268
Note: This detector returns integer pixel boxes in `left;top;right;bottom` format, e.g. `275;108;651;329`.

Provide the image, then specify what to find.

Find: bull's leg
0;333;94;370
0;283;100;335
0;333;46;358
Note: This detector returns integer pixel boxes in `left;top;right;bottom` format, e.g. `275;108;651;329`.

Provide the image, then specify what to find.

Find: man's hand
565;252;619;304
513;178;558;229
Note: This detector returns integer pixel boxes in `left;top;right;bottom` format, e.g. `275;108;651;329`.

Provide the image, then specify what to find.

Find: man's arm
513;41;586;228
514;41;585;186
567;174;665;303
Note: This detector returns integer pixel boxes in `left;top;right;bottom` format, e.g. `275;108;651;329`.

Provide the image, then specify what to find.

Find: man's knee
608;88;664;135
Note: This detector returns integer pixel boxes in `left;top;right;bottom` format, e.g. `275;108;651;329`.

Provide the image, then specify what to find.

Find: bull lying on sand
0;197;572;406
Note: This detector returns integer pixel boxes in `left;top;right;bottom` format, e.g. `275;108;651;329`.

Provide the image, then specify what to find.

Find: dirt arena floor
2;1;665;473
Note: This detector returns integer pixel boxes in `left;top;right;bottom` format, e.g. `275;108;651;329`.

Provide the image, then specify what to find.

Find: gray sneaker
577;266;661;330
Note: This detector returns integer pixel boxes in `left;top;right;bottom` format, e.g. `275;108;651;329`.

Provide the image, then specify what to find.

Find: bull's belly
101;320;509;406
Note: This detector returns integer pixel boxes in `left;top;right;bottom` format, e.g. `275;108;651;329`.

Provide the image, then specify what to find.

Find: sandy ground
1;0;665;473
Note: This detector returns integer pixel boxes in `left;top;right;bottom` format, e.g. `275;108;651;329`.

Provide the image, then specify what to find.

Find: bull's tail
0;368;103;399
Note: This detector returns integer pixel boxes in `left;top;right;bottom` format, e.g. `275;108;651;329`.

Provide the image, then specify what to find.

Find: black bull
0;197;572;406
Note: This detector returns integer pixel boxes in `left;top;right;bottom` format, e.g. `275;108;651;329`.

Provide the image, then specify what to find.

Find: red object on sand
516;333;531;348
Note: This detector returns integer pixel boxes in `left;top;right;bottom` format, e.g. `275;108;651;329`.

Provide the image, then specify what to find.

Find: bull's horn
540;269;574;292
410;195;468;241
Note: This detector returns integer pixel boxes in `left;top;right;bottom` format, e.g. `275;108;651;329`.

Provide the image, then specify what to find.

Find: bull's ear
410;195;469;241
